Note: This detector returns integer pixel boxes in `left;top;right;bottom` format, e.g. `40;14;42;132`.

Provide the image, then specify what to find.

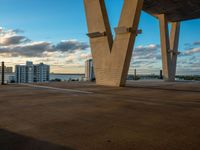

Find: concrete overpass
84;0;200;87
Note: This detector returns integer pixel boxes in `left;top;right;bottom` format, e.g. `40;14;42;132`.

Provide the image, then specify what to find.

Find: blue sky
0;0;200;74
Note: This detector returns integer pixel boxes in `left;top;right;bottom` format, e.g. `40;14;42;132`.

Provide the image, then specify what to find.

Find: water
1;73;199;83
50;74;85;81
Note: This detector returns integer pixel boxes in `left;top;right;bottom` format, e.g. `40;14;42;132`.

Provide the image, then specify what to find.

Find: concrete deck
143;0;200;22
0;81;200;150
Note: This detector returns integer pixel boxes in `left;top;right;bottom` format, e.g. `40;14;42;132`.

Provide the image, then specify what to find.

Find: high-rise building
85;59;95;81
15;61;50;83
34;63;50;82
26;61;34;83
15;65;27;83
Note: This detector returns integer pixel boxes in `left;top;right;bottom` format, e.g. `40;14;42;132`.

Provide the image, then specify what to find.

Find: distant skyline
0;0;200;74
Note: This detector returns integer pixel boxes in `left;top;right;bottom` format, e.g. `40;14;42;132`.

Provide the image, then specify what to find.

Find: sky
0;0;199;75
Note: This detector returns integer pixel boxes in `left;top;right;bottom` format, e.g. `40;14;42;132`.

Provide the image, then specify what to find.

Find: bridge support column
158;14;180;81
84;0;143;87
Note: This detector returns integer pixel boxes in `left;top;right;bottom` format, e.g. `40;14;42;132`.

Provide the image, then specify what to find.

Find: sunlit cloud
0;27;90;73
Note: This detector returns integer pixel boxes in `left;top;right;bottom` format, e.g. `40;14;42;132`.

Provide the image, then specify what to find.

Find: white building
26;61;34;83
34;63;50;82
85;59;95;81
15;61;50;83
0;73;15;83
16;65;26;83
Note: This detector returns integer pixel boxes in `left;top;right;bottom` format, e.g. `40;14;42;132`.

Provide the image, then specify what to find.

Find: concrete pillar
84;0;144;86
170;22;181;78
158;14;180;81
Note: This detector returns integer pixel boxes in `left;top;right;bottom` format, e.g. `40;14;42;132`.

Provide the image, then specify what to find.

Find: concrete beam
159;14;172;81
143;0;200;22
158;14;180;81
84;0;143;86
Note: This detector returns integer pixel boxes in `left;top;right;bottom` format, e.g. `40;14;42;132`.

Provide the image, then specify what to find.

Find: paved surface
0;81;200;150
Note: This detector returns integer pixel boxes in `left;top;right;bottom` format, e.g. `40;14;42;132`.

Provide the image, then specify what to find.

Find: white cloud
183;47;200;55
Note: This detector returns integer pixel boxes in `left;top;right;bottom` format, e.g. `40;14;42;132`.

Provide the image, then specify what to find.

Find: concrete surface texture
84;0;143;86
0;81;200;150
143;0;200;22
158;15;180;81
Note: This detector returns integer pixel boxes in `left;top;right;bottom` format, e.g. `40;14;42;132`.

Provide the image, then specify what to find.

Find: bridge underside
84;0;200;87
143;0;200;22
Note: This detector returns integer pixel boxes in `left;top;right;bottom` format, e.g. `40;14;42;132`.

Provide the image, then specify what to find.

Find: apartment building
15;61;50;83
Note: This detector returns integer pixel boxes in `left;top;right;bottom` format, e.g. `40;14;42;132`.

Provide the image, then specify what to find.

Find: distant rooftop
143;0;200;22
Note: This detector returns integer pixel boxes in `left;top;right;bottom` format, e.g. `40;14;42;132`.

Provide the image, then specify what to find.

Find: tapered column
159;14;172;81
158;14;180;81
170;22;181;78
84;0;143;86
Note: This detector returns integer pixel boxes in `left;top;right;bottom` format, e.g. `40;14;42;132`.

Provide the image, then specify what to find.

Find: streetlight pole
1;62;5;85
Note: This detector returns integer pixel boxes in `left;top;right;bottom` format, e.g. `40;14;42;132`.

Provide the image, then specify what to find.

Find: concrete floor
0;81;200;150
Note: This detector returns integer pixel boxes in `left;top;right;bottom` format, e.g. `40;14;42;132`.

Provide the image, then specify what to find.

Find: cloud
133;44;161;59
130;42;199;75
0;40;89;57
0;35;30;46
193;41;200;46
0;28;89;57
80;53;91;60
0;27;90;73
183;40;200;50
0;41;52;57
13;29;24;33
131;44;161;67
130;44;163;74
1;27;199;74
182;47;200;56
176;41;200;75
55;40;89;52
0;27;30;46
12;42;53;57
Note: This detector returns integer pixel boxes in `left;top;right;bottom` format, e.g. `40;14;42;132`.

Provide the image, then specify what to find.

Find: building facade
0;66;13;73
15;61;50;83
85;59;95;81
34;63;50;82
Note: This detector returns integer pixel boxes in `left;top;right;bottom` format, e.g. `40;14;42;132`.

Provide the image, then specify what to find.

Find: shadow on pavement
0;129;75;150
